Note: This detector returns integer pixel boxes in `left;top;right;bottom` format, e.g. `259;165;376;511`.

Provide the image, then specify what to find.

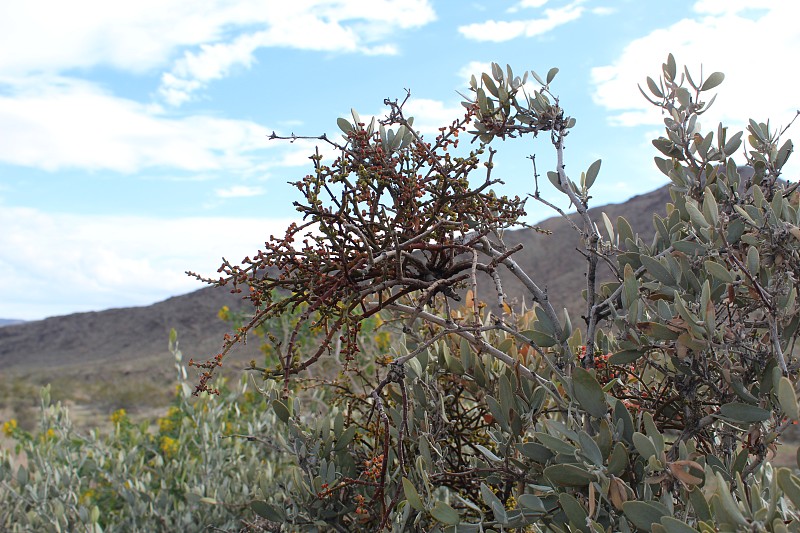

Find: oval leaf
609;349;643;365
703;260;733;283
522;329;558;348
251;501;283;522
622;500;669;531
719;402;770;423
700;72;725;92
585;159;601;189
572;367;608;418
632;432;658;461
660;516;700;533
272;399;290;423
559;493;588;528
430;501;460;525
640;255;674;285
403;477;425;511
544;463;596;487
517;441;554;463
607;442;629;476
778;377;799;421
336;117;353;134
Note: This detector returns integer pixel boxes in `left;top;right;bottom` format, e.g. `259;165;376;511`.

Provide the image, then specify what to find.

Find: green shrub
189;54;800;532
0;330;289;532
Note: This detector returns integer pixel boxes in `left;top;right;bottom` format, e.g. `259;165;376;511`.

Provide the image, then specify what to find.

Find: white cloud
458;61;494;86
459;1;584;42
159;34;262;106
0;0;435;77
0;1;435;105
591;3;799;127
0;207;296;320
402;99;467;135
591;2;800;176
215;185;265;198
0;77;280;174
0;0;232;75
692;0;769;15
155;1;434;105
0;76;351;176
0;1;440;176
591;6;615;15
508;0;549;13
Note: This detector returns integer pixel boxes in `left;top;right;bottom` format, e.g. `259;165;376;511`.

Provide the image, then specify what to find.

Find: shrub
0;330;289;532
189;53;800;532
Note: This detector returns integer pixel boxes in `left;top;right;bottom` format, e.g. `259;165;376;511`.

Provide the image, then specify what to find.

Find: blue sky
1;0;798;321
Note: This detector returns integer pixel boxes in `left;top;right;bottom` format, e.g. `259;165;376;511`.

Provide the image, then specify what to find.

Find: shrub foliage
0;332;287;532
188;54;800;531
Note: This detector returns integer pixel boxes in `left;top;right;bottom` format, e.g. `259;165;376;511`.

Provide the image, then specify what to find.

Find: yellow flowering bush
159;435;179;458
0;331;289;531
109;408;127;425
2;418;17;437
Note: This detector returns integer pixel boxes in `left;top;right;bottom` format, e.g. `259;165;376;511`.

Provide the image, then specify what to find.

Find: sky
1;0;798;321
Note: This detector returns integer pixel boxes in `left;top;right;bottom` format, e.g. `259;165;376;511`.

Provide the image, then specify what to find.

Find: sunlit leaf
700;72;725;91
646;76;663;98
585;159;601;189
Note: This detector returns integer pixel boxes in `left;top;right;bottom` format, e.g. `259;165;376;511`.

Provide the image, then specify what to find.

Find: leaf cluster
194;55;800;532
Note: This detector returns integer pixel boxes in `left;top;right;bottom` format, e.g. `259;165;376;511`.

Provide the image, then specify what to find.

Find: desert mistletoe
188;92;536;399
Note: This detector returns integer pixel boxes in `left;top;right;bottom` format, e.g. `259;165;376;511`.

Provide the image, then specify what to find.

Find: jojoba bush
0;331;292;532
192;54;800;532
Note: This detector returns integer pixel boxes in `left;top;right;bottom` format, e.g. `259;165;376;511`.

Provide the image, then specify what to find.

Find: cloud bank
591;1;800;176
0;207;295;320
592;2;799;129
459;0;585;42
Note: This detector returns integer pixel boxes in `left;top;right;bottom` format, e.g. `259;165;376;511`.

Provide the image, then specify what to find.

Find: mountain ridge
0;184;671;373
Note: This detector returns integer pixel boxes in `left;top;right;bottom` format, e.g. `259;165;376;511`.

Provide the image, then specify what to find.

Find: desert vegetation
3;54;800;532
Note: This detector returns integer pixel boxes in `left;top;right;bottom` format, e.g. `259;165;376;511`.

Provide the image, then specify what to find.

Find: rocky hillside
0;185;671;374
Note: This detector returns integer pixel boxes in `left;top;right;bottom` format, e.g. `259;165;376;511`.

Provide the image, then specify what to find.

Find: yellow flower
160;436;179;458
39;428;56;443
2;419;17;437
505;495;517;510
110;409;127;424
158;417;174;433
79;489;96;505
217;305;230;321
375;331;391;351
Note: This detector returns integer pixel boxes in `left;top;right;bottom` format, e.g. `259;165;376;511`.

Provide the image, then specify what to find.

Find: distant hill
0;285;262;374
0;185;671;376
0;319;24;327
489;184;668;322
